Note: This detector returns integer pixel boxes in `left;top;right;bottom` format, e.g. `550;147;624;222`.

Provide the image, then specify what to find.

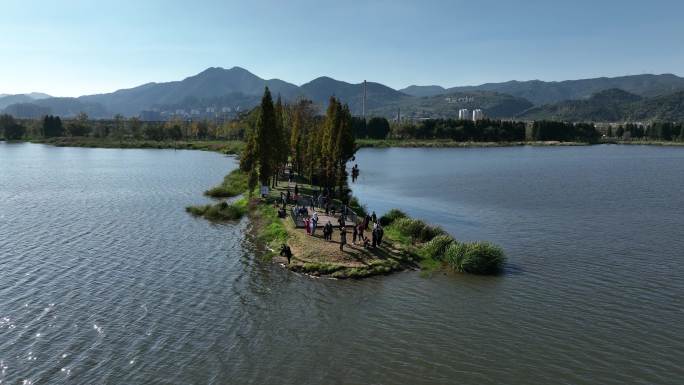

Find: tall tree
255;87;277;186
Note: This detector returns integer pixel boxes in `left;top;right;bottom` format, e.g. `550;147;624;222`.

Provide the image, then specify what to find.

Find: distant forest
2;107;684;143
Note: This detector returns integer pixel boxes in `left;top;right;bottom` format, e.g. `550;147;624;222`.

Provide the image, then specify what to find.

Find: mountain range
519;88;684;122
2;67;684;122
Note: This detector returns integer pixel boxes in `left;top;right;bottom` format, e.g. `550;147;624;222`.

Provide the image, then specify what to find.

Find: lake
1;142;683;384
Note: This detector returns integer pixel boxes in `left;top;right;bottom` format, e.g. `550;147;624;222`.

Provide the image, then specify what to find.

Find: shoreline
8;137;683;153
188;170;505;279
27;137;244;154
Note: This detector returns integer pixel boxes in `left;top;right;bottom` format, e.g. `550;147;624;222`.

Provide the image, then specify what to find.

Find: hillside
301;77;408;115
370;91;534;119
78;67;304;116
518;89;684;122
405;74;684;105
0;93;52;109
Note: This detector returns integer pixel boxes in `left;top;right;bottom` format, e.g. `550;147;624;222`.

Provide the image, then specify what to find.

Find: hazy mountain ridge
0;92;52;109
402;74;684;105
369;91;534;119
518;88;684;122
3;68;684;121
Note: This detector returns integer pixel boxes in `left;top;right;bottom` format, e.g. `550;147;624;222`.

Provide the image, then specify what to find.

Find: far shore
5;137;684;153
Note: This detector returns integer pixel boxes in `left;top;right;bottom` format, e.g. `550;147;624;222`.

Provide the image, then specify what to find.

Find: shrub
418;225;446;243
444;241;505;275
204;169;248;198
379;209;407;226
422;235;454;260
392;217;444;243
348;196;368;218
186;198;247;221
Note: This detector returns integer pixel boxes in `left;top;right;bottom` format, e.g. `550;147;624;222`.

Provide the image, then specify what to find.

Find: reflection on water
1;142;683;384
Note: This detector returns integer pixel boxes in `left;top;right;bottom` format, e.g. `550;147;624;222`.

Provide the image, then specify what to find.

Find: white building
472;109;484;121
458;109;470;120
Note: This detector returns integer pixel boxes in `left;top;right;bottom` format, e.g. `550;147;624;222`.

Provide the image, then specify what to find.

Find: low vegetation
34;137;244;154
205;169;248;198
444;241;505;275
186;198;248;221
382;210;506;275
379;209;408;226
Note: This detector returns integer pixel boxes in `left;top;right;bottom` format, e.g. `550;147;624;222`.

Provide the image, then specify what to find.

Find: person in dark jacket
280;244;293;264
339;228;347;251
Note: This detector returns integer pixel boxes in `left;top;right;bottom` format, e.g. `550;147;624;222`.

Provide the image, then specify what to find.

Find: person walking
280;244;292;264
357;223;364;243
304;217;310;235
339;228;347;251
377;224;384;245
324;221;332;241
311;212;318;236
371;225;377;248
352;225;358;245
371;211;377;224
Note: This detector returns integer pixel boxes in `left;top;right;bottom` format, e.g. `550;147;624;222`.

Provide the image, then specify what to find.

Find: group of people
332;210;384;251
303;212;319;236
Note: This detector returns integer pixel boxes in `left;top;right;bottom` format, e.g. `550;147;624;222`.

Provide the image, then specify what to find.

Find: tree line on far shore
2;107;684;143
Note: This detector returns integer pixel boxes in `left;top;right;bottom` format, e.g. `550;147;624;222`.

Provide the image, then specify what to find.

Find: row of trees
240;88;355;198
606;122;684;141
527;121;600;142
0;114;26;140
1;113;249;141
390;119;528;142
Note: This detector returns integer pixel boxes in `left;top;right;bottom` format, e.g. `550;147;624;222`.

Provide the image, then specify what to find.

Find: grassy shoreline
30;137;244;154
187;169;505;279
356;139;590;148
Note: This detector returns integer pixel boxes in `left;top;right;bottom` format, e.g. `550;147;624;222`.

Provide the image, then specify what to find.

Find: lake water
1;142;683;384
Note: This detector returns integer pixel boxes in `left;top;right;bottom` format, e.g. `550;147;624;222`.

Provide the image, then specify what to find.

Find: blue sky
2;0;683;96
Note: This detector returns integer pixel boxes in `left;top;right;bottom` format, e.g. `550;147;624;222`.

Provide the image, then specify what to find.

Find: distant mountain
78;66;303;116
446;74;684;105
399;85;446;97
518;88;684;122
369;91;534;119
0;93;53;109
4;69;684;122
4;97;109;119
301;77;408;115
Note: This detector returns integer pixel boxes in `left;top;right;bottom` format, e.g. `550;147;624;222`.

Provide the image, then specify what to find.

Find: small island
186;87;505;279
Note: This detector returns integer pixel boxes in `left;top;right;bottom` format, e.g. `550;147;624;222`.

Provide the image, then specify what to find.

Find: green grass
34;137;244;154
330;259;401;279
444;241;505;275
391;217;445;243
204;169;248;198
254;204;288;248
379;209;408;226
348;196;368;218
356;139;598;149
300;262;344;275
186;198;248;221
420;234;454;261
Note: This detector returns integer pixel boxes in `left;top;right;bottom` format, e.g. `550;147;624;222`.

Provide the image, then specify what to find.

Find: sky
1;0;683;97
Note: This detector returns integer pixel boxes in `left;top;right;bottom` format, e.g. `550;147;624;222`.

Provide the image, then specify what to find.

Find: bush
444;241;505;275
348;196;368;218
418;225;446;243
186;198;247;221
422;235;454;260
205;169;248;198
379;209;408;226
392;217;444;243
